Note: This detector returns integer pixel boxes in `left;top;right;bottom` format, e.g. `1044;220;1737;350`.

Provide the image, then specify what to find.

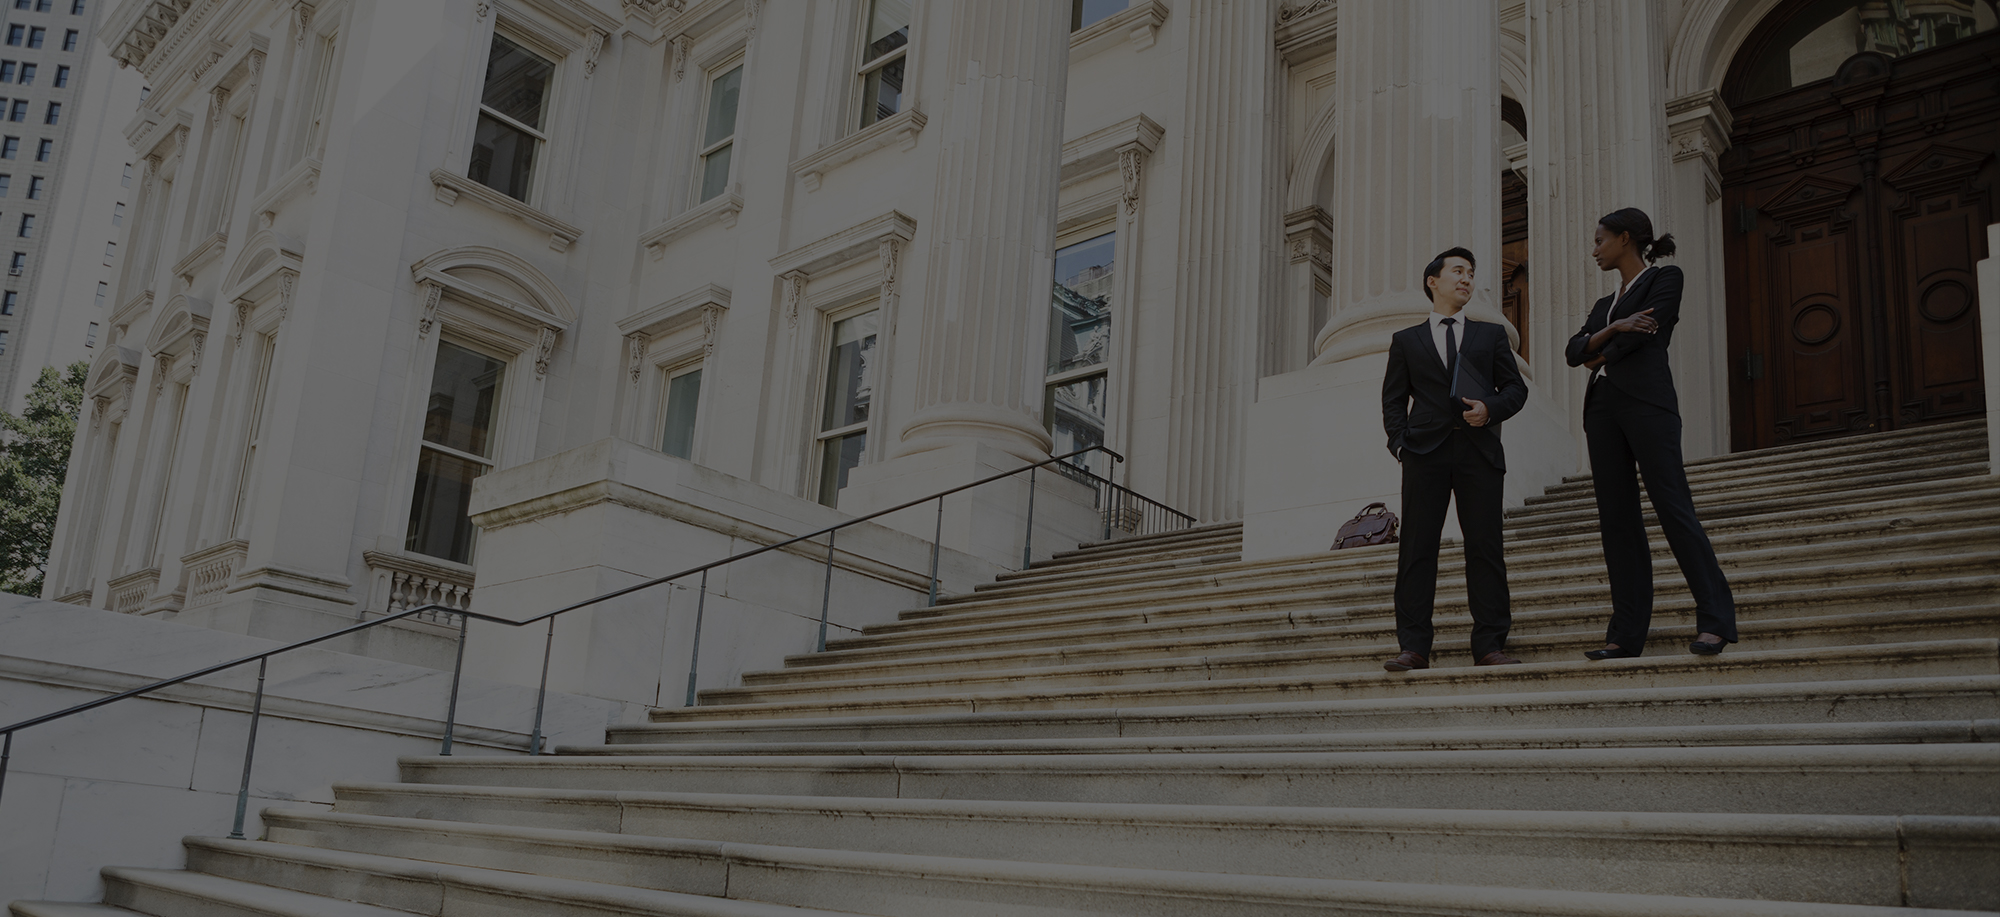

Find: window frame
692;55;745;207
812;301;882;507
655;359;705;460
854;0;911;131
468;29;556;203
1043;224;1117;478
402;333;509;565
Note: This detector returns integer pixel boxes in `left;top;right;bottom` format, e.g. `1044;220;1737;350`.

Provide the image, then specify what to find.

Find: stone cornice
617;284;730;338
1061;113;1165;185
1071;0;1167;61
768;210;917;277
1275;0;1335;63
637;189;743;259
429;169;584;253
791;108;927;192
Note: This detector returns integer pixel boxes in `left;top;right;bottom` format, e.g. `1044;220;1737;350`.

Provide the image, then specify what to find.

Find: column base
893;403;1053;464
1241;353;1578;562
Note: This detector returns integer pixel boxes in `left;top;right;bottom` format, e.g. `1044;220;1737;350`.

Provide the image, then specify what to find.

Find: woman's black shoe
1584;645;1640;660
1689;638;1727;656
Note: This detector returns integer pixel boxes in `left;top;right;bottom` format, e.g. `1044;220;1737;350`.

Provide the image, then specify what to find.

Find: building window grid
6;26;21;47
53;65;66;87
405;339;507;564
1;62;15;82
44;102;58;125
27;27;44;49
17;63;32;85
856;0;910;130
3;137;19;159
1;290;14;314
466;32;554;204
16;213;31;238
35;139;49;161
695;62;742;204
62;29;76;52
1044;230;1115;479
25;175;39;199
815;307;879;506
85;321;96;347
658;363;703;459
0;174;10;197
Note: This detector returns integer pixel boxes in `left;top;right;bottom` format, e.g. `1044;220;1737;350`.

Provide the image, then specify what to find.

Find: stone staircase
14;420;2000;916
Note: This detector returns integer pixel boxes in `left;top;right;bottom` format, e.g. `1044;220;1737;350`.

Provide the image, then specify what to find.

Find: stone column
1313;0;1504;365
1522;0;1671;429
1665;90;1733;458
894;2;1071;462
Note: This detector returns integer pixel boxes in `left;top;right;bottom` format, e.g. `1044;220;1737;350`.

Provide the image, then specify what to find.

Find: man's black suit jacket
1382;317;1528;472
1565;264;1685;415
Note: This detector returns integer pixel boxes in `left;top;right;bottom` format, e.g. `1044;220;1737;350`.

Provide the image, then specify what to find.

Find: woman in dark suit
1565;207;1737;659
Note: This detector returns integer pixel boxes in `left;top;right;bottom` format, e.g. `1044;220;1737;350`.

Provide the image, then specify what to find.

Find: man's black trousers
1583;381;1738;654
1393;429;1511;660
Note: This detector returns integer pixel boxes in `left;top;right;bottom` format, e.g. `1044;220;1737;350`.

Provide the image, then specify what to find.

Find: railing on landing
0;445;1193;840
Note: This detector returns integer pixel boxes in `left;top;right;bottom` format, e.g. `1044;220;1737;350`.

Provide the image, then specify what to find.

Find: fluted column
1523;0;1670;425
1313;0;1504;364
1160;0;1285;521
895;2;1070;462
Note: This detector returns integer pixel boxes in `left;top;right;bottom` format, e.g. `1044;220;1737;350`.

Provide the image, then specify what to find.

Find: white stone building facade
40;0;1997;675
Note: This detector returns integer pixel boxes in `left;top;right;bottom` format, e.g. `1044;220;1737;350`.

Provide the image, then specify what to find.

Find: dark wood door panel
1767;222;1875;442
1889;190;1988;424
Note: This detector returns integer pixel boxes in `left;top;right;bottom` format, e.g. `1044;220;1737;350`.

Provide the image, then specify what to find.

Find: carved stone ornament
193;49;224;80
476;1;490;22
294;1;315;47
671;34;690;81
1118;147;1145;218
535;326;558;379
276;269;298;325
626;333;648;384
210;86;230;128
782;270;807;329
234;299;253;346
1277;0;1333;25
877;238;902;298
416;281;443;337
91;395;108;429
189;331;207;377
700;305;721;358
585;30;607;77
745;0;761;38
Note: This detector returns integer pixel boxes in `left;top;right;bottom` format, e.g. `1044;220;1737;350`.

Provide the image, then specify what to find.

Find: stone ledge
1071;0;1168;62
637;189;743;260
429;170;584;253
792;108;927;192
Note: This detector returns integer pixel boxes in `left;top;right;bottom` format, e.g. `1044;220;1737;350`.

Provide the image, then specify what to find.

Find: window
8;251;22;274
72;0;84;12
138;86;148;102
0;174;11;196
86;321;96;347
35;0;50;11
11;1;27;10
659;366;702;459
103;240;114;258
18;213;33;237
696;64;742;204
120;163;130;186
0;62;14;82
52;65;64;87
34;139;48;160
8;101;24;122
92;281;102;307
467;33;552;203
28;28;45;50
25;175;39;199
61;29;76;52
44;102;58;125
0;290;13;314
406;340;506;563
112;202;123;225
1736;0;1995;101
4;27;19;47
857;0;909;129
0;330;8;354
17;63;32;85
1073;0;1128;29
816;309;877;506
1045;231;1115;478
3;137;20;159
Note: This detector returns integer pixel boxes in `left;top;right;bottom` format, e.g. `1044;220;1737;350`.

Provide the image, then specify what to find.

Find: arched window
1734;0;1996;101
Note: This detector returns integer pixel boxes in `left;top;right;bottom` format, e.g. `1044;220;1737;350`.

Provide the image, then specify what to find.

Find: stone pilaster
895;3;1070;462
1313;0;1504;365
1522;0;1672;425
1160;0;1284;521
1665;89;1733;458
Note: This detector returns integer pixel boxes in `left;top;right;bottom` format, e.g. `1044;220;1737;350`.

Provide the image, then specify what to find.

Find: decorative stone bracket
792;108;928;192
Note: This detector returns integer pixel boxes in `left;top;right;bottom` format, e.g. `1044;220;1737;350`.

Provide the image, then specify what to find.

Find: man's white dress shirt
1427;310;1467;370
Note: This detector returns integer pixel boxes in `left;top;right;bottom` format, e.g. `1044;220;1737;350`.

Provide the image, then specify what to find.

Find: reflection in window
698;65;742;204
1073;0;1129;30
469;34;554;202
1045;231;1114;478
858;0;909;129
1739;0;1996;100
660;367;702;459
817;310;877;506
406;341;505;563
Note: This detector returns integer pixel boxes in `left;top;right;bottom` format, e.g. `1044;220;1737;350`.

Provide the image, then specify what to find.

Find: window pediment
411;246;575;333
145;294;213;357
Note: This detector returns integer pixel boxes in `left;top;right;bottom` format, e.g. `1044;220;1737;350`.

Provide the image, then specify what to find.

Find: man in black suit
1379;247;1529;671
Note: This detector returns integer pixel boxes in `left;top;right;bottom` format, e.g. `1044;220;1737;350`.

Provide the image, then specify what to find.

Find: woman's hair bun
1643;232;1677;262
1598;208;1675;263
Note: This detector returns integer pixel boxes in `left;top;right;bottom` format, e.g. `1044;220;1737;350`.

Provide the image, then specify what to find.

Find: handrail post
439;612;470;755
816;529;836;653
1;730;12;810
1022;466;1038;569
926;495;944;607
684;569;708;707
228;656;268;840
528;618;555;755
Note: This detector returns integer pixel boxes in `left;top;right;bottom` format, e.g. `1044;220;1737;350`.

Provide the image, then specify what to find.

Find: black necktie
1441;317;1458;383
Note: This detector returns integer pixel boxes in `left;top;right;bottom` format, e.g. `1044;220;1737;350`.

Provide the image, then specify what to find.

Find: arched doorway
1720;0;1998;450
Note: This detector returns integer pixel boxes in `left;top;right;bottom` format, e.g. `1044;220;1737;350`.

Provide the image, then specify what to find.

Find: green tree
1;360;88;596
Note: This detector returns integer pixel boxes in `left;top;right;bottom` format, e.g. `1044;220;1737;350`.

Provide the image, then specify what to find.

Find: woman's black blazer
1565;264;1684;415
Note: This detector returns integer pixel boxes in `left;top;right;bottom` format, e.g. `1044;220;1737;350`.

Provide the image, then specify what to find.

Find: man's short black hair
1421;247;1477;302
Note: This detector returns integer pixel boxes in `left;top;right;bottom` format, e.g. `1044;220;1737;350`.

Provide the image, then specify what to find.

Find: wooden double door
1723;37;1997;451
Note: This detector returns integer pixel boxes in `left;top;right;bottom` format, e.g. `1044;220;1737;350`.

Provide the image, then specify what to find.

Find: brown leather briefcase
1332;502;1400;549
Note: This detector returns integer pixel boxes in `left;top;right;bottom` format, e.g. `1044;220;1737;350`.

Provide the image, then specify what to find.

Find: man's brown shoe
1476;651;1522;666
1383;651;1429;672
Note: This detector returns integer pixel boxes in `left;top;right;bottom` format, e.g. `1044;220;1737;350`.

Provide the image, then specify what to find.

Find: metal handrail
0;443;1191;838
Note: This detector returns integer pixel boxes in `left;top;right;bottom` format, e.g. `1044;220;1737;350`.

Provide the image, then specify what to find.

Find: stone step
906;513;2000;624
96;866;409;917
1022;533;1249;573
625;674;2000;745
1532;438;1989;501
7;905;145;917
268;802;1999;911
830;558;2000;661
195;826;1998;917
1503;467;1994;532
397;742;2000;817
176;838;858;917
976;547;1244;593
736;605;2000;696
1577;420;1986;482
1058;519;1244;556
587;718;2000;756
